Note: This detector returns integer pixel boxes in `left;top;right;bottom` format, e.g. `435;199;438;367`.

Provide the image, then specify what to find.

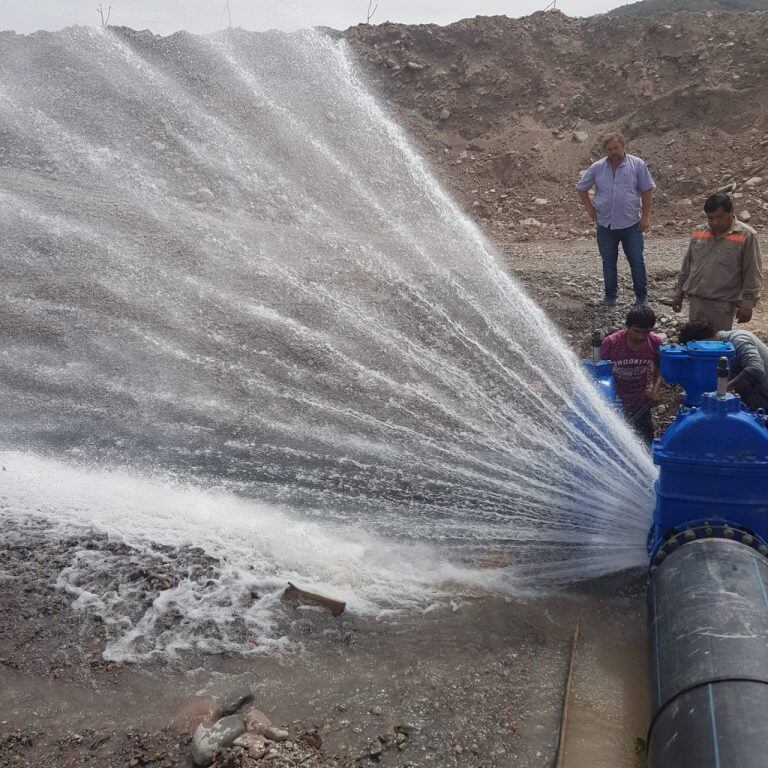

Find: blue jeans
596;223;647;300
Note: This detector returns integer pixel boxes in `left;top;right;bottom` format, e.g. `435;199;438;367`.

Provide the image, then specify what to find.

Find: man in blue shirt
576;132;656;308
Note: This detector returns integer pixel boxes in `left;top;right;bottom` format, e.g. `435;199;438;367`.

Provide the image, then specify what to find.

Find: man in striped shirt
576;131;656;308
672;193;763;331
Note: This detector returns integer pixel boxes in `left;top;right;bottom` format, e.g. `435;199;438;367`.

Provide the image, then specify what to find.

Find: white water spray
0;25;654;657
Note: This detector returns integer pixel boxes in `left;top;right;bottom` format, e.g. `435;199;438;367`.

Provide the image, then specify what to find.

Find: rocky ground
343;10;768;244
1;517;647;768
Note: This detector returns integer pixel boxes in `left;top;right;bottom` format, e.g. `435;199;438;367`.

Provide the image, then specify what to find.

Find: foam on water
0;25;656;658
0;449;514;659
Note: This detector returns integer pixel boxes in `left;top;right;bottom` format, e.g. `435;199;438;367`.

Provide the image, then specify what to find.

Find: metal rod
717;356;729;399
591;331;602;363
554;618;581;768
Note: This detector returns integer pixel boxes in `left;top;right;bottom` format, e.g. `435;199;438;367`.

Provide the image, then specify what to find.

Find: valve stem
591;331;602;364
717;356;729;399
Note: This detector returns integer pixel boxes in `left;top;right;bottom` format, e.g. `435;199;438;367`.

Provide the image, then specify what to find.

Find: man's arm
728;333;765;391
638;162;656;233
736;233;763;323
648;339;663;402
639;190;653;233
672;241;693;313
576;166;597;223
577;190;597;222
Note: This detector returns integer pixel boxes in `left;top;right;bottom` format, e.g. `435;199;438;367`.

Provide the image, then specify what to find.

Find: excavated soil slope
344;10;768;244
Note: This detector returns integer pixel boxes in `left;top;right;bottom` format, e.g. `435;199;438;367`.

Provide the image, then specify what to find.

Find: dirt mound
608;0;768;17
343;10;768;243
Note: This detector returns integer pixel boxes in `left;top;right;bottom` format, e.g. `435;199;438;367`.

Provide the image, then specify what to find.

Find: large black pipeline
648;538;768;767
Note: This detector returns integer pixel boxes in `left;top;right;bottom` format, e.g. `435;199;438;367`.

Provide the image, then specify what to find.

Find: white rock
573;130;589;143
519;218;543;227
534;198;549;205
197;187;215;202
745;177;763;187
192;715;246;766
738;209;751;222
151;141;167;151
438;107;450;121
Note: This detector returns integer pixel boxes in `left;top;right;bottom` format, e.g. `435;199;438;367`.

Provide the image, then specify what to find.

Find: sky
2;0;629;36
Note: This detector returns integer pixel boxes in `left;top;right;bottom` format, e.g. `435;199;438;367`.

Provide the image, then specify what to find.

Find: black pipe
648;538;768;767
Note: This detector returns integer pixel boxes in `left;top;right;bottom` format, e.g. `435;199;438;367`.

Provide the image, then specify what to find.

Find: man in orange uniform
672;193;762;330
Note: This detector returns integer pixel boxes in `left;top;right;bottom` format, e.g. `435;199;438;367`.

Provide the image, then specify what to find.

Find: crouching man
599;305;663;444
679;320;768;411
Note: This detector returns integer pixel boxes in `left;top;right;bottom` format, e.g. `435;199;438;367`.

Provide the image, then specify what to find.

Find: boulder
219;688;253;717
191;715;246;766
263;725;289;742
242;706;272;734
174;697;219;734
738;209;751;222
573;130;589;143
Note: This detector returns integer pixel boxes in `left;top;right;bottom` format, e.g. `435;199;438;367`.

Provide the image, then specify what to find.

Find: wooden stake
554;618;581;768
282;582;346;616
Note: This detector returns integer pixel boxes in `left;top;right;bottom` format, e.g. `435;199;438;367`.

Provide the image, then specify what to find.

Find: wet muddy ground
2;512;647;768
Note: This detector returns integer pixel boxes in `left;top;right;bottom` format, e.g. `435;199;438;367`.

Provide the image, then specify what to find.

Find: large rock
173;697;219;734
263;725;289;742
738;209;752;222
218;688;253;717
573;130;589;143
242;706;272;734
745;176;763;187
191;715;246;766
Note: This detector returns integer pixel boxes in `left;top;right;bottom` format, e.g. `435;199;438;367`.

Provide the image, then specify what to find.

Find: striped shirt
575;153;656;230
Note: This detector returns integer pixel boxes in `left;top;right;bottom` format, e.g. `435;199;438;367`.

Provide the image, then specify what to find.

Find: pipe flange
650;521;768;572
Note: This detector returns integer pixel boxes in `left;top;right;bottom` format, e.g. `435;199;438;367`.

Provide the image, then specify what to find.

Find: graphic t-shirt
599;329;663;414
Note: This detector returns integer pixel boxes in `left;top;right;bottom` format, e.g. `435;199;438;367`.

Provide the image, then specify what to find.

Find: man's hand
638;217;650;233
736;306;753;323
587;205;597;223
671;297;683;313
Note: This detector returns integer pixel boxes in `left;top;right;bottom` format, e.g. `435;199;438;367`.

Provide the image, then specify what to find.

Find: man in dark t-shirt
599;305;663;444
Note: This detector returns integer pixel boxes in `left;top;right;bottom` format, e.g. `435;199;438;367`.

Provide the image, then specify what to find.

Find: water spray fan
584;340;768;768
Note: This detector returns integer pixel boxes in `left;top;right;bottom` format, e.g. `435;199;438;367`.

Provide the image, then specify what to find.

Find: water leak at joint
0;25;655;658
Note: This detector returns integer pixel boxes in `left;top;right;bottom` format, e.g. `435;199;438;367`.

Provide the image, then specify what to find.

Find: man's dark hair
625;305;656;329
704;193;734;214
679;320;717;345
